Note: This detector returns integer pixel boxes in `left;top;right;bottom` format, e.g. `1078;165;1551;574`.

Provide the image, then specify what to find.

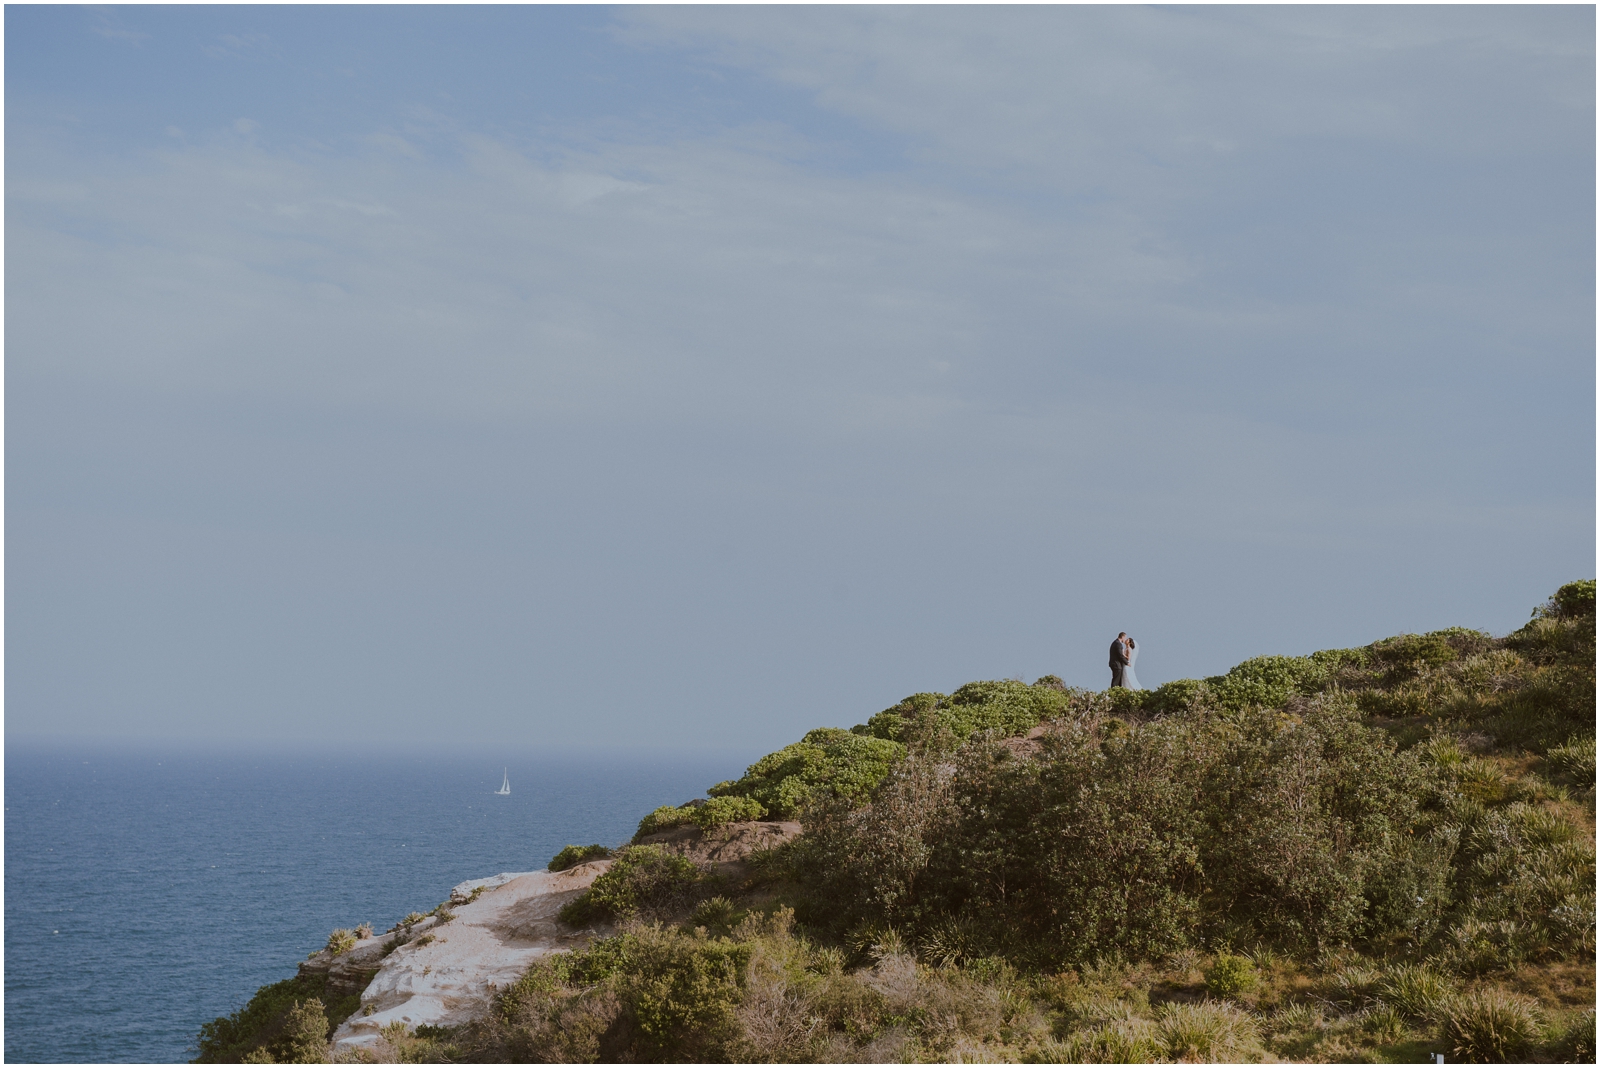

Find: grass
1443;987;1542;1061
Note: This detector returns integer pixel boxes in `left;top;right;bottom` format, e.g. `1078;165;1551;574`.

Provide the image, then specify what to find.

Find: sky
6;5;1594;753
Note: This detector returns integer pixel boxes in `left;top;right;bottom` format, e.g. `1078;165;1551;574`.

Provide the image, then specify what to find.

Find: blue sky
7;6;1594;751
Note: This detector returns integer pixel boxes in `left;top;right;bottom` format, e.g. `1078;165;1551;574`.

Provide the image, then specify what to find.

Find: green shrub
1379;962;1453;1020
1370;633;1462;681
558;845;708;926
691;795;766;829
1198;698;1426;949
1443;988;1541;1062
801;696;1427;966
486;924;753;1062
943;679;1070;738
1540;579;1596;620
690;895;742;932
615;927;753;1061
325;928;356;955
276;1000;331;1064
1268;1001;1320;1035
1545;736;1596;783
855;683;1071;745
1143;678;1208;716
1203;952;1258;996
1360;1003;1407;1042
549;843;613;871
1155;1000;1262;1062
855;692;947;742
194;976;357;1063
635;804;696;839
1330;963;1383;1007
1205;654;1333;711
1553;1009;1595;1063
708;728;905;819
1035;1019;1161;1062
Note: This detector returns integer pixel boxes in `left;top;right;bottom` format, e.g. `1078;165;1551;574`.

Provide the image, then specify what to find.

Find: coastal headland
196;582;1595;1064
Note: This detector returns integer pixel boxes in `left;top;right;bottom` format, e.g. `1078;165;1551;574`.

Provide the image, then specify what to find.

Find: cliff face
304;864;610;1053
305;819;803;1054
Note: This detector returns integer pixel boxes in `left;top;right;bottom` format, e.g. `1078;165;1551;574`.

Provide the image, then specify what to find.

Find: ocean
4;739;756;1063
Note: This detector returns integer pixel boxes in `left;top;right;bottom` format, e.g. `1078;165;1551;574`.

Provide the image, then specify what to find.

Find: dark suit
1109;639;1128;688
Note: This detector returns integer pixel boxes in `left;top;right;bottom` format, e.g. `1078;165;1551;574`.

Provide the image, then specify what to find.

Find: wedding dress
1123;640;1142;691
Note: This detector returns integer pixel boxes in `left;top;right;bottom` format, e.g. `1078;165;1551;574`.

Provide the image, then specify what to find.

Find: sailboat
495;768;511;796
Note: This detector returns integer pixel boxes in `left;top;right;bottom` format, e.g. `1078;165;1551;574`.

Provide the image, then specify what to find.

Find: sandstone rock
299;931;393;1000
329;861;611;1052
328;821;803;1051
448;872;524;905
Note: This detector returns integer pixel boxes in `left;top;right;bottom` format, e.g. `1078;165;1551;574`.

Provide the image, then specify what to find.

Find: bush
1155;1000;1262;1061
942;679;1071;738
792;747;954;938
1545;736;1596;783
1540;579;1596;620
1369;633;1464;681
1200;697;1425;949
1034;1019;1161;1062
855;682;1071;745
1360;1003;1407;1042
1553;1009;1595;1063
691;895;743;932
616;926;753;1060
635;804;697;839
1379;962;1453;1021
1443;988;1541;1062
1205;654;1333;711
708;728;905;819
800;695;1428;966
1143;678;1208;716
549;843;613;872
275;1000;331;1064
1204;952;1258;996
325;928;356;955
692;795;766;829
558;845;708;926
855;692;947;742
481;923;754;1063
194;976;357;1063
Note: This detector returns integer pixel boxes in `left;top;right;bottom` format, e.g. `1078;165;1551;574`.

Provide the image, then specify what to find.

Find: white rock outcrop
324;861;611;1053
311;820;804;1053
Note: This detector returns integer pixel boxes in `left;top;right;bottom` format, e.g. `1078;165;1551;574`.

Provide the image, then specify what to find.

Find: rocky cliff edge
304;820;800;1053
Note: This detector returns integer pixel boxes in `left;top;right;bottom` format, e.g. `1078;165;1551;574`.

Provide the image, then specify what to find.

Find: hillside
197;582;1595;1063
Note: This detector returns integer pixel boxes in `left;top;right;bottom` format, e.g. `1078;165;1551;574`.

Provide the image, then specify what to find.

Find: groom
1108;632;1129;688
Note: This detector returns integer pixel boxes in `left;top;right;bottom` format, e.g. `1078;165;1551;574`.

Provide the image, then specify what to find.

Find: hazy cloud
7;7;1592;748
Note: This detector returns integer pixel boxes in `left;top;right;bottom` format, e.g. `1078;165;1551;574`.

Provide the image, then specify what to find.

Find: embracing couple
1109;632;1141;690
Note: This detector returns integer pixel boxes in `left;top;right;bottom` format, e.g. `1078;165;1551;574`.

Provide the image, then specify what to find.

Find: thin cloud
88;16;149;46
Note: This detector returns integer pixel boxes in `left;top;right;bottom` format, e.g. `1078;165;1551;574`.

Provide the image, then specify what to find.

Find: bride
1122;636;1142;691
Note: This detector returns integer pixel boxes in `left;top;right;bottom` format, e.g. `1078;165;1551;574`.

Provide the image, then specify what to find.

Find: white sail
496;768;510;795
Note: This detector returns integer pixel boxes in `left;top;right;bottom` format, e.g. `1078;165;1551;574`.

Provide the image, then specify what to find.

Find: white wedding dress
1123;640;1142;691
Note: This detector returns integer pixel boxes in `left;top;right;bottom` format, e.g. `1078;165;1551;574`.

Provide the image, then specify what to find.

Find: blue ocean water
4;739;756;1063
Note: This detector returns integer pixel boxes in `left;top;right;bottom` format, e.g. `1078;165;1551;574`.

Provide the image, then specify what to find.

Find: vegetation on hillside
195;581;1596;1063
192;974;359;1063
